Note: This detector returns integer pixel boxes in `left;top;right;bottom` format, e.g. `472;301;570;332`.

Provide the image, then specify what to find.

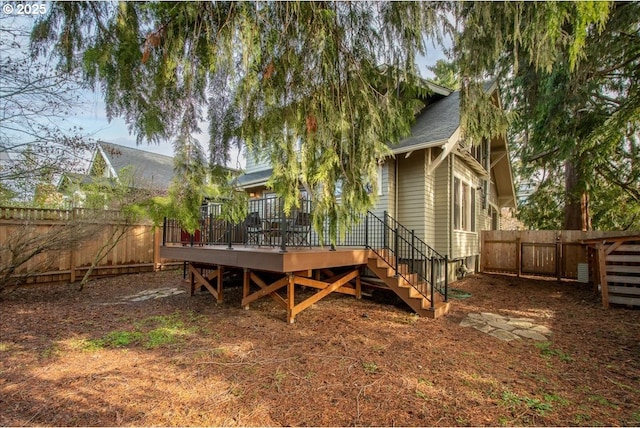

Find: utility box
577;263;589;283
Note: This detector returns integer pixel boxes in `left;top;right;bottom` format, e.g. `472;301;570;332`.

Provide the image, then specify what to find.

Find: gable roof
94;141;174;191
391;90;461;154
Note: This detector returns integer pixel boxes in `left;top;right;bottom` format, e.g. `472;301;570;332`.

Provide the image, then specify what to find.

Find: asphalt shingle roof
391;90;461;153
98;141;174;191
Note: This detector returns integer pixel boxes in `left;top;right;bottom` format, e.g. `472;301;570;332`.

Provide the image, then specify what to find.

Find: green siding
397;151;426;240
433;155;450;256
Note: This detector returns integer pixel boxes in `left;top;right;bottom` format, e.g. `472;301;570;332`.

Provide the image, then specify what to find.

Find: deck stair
367;255;449;318
364;213;450;319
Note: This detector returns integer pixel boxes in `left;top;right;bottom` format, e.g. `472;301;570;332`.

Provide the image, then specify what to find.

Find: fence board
0;207;175;285
481;230;639;280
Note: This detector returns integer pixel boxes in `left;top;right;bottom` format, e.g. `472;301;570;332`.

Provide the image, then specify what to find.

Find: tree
30;2;451;242
428;59;460;90
0;16;90;205
454;1;638;230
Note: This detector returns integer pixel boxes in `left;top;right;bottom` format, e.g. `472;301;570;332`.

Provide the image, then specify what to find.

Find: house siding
244;151;270;174
433;153;450;256
397;151;426;240
370;160;395;219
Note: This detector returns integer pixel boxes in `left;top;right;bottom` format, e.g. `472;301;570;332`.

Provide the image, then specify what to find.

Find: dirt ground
1;270;639;426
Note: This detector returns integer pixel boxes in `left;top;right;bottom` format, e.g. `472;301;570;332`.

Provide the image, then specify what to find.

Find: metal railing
162;197;448;305
365;211;448;308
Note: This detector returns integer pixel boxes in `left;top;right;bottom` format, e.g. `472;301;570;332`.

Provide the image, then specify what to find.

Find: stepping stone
489;329;521;342
460;318;483;328
467;313;484;321
473;324;495;334
531;325;552;335
481;312;506;321
506;320;534;329
508;317;536;323
512;329;548;341
488;320;517;331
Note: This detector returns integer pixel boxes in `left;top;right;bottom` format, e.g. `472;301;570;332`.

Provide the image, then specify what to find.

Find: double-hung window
454;177;476;232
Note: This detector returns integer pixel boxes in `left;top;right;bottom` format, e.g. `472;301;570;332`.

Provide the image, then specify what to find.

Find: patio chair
287;211;312;247
244;212;266;246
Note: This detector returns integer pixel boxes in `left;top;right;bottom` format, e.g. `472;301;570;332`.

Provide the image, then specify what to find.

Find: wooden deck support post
355;270;362;299
515;237;522;277
287;273;295;324
189;262;196;295
597;243;609;309
243;268;251;310
216;265;224;303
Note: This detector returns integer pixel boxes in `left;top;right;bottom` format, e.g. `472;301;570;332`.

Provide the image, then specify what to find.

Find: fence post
516;236;521;277
480;231;485;273
69;208;77;283
556;232;562;281
227;221;233;249
162;217;167;246
153;227;161;271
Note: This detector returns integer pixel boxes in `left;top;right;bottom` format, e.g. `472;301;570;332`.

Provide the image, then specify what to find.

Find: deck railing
366;211;448;306
162;196;448;305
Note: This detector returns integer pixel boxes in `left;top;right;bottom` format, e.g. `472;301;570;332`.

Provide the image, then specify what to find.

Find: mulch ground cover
1;270;639;426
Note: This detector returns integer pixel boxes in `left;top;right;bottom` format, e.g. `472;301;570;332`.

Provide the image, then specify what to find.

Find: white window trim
453;175;477;233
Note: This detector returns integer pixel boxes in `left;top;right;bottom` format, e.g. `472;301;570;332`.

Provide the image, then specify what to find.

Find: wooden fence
480;230;640;280
0;207;178;285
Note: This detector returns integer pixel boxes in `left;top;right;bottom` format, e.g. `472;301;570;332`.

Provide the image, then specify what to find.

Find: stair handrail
364;211;448;306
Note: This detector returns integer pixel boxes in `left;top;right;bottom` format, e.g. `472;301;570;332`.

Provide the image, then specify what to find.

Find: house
237;81;516;279
159;80;517;323
87;141;175;191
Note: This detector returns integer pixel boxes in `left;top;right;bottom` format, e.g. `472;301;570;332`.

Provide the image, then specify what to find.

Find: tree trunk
564;158;591;230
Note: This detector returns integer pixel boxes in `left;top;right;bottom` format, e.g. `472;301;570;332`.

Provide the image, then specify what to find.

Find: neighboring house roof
94;141;175;191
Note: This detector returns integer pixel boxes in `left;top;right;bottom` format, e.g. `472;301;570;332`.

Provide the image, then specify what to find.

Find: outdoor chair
244;212;266;246
287;211;312;247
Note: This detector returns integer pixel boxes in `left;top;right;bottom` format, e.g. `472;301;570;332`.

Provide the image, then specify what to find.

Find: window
454;177;461;229
454;177;476;232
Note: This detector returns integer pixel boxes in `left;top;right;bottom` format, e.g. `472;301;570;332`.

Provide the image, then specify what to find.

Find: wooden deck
160;244;371;273
160;243;449;323
161;244;372;323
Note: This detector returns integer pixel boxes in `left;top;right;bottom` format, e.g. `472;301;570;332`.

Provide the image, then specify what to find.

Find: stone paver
489;329;521;342
122;287;186;302
473;324;495;334
487;320;517;331
506;320;534;329
531;325;552;335
512;329;548;341
460;312;552;342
